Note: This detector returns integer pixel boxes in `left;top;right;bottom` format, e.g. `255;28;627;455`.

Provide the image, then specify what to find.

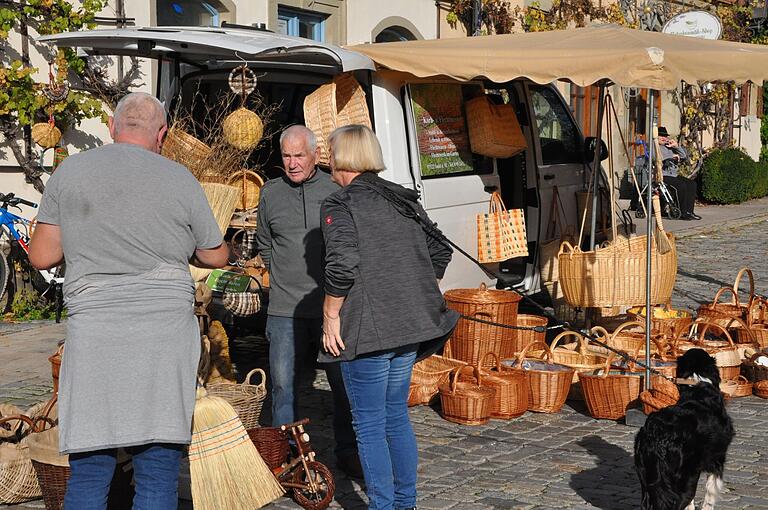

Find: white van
41;25;605;299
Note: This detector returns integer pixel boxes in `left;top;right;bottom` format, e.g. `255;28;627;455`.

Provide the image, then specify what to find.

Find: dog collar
676;375;713;386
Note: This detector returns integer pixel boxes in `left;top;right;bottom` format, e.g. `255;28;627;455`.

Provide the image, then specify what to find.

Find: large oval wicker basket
557;234;677;308
444;283;522;368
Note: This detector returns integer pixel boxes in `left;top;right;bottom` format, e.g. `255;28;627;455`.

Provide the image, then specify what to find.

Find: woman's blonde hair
328;124;385;173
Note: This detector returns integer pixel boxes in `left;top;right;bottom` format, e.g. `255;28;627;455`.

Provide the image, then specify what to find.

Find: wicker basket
578;355;644;420
627;305;693;338
503;341;574;413
754;380;768;398
438;366;496;425
732;268;759;322
557;234;677;308
690;320;742;381
639;373;679;414
408;355;468;407
719;375;753;398
499;314;547;360
697;287;745;329
30;461;67;510
464;95;527;159
161;126;212;176
227;169;265;210
547;330;608;383
222;107;264;151
206;368;267;429
303;73;371;166
444;284;522;368
741;352;768;382
469;352;528;420
735;298;768;348
247;427;289;470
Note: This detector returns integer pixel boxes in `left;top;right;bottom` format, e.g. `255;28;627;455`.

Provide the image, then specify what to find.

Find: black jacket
319;172;459;361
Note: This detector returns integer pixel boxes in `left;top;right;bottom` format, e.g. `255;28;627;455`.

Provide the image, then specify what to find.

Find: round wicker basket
31;123;61;149
227;169;265;210
222;108;264;151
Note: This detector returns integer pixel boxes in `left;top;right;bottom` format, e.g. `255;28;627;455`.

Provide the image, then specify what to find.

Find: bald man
30;92;229;509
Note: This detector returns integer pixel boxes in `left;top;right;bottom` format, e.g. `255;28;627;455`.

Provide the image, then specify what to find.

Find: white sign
662;11;722;40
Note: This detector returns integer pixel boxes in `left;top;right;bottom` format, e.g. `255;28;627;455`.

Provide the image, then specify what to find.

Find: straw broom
190;183;242;282
650;128;673;255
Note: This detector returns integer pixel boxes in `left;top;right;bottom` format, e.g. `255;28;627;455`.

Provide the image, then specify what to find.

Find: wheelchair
628;141;682;220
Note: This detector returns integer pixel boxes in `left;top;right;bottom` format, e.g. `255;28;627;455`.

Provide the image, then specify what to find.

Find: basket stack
444;284;522;368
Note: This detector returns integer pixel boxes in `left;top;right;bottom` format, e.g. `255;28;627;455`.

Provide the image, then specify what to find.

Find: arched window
374;26;416;43
157;0;233;27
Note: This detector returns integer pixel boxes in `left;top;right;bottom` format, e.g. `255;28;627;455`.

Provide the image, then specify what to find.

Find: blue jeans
266;315;356;457
341;346;418;510
64;443;184;510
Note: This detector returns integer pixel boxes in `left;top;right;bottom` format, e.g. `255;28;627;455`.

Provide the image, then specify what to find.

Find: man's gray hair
280;125;317;152
112;92;167;137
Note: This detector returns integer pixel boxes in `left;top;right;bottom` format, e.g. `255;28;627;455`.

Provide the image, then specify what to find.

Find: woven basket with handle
465;95;527;159
696;287;745;329
503;341;574;413
206;368;267;430
719;375;753;398
499;314;547;360
626;305;693;340
460;352;528;420
578;354;644;420
438;365;496;425
408;355;467;407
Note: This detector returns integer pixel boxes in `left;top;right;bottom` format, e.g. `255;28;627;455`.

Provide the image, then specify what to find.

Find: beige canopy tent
355;24;768;392
351;23;768;89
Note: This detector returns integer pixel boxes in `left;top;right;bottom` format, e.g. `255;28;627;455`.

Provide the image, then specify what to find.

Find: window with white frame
276;7;326;41
157;0;231;27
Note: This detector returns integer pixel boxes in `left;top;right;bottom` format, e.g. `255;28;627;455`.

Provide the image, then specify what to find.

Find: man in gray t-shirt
30;92;229;508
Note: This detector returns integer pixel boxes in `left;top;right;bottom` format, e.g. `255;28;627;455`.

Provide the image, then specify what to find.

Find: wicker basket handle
608;321;645;346
480;351;502;373
557;240;577;257
735;375;749;385
450;365;481;395
549;330;585;353
517;340;553;365
692;319;735;347
712;286;740;308
244;368;266;389
598;353;616;378
589;326;611;340
488;191;508;214
733;267;755;304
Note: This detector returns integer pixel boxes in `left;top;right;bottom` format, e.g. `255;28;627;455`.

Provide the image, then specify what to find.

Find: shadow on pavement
569;435;640;510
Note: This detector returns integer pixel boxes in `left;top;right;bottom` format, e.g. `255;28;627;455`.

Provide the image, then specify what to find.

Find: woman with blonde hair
320;124;458;510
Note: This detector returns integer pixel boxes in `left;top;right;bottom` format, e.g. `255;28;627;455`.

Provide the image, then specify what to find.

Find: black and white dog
634;348;735;510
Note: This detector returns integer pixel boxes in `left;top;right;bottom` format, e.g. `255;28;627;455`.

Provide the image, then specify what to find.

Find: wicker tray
227;169;265;210
206;368;267;430
408;355;467;406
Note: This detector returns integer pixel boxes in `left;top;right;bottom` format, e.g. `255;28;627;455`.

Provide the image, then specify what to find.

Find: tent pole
589;83;607;250
645;89;655;390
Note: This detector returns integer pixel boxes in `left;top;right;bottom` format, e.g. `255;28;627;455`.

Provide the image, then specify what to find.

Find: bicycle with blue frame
0;192;65;321
630;139;682;220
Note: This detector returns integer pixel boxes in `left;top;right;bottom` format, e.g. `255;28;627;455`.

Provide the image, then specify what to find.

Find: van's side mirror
584;137;609;162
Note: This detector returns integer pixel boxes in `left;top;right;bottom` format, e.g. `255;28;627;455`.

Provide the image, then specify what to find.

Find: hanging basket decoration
31;123;61;149
228;65;257;97
222;108;264;151
42;81;69;104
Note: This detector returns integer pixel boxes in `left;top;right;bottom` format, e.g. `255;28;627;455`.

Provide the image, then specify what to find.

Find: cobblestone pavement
2;216;768;510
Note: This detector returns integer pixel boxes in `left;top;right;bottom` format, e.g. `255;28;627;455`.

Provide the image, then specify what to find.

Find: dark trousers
663;175;697;215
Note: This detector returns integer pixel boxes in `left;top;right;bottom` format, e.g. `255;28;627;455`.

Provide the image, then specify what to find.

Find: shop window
529;85;581;165
157;0;231;27
277;7;326;41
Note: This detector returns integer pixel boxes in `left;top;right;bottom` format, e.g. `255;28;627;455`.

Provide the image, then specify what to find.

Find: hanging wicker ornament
228;65;257;97
32;121;61;149
42;81;69;103
223;108;264;151
223;65;263;150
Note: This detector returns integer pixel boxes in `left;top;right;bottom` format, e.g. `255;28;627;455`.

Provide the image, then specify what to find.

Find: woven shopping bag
477;192;528;263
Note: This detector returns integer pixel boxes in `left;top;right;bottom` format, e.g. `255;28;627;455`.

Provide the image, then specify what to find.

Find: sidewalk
2;209;768;509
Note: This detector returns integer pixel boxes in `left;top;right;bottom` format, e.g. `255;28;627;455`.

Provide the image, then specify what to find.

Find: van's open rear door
38;26;374;74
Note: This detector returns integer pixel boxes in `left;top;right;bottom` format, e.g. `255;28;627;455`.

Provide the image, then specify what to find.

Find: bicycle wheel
0;254;11;313
291;460;335;510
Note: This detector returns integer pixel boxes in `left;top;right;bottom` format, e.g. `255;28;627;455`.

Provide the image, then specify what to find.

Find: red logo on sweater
325;215;333;225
